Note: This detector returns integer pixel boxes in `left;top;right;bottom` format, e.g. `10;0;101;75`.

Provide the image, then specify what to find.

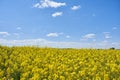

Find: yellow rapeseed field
0;45;120;80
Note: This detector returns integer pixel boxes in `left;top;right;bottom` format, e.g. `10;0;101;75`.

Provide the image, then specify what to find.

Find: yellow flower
60;76;65;80
104;74;109;80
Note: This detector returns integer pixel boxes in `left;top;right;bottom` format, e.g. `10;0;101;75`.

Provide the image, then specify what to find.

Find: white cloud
112;27;117;30
0;32;10;35
71;5;81;10
0;38;120;49
16;27;21;30
66;35;70;38
103;32;112;39
52;12;63;17
82;33;96;39
0;32;10;37
46;32;64;37
0;39;48;46
33;0;66;8
46;32;59;37
111;42;120;47
33;3;40;8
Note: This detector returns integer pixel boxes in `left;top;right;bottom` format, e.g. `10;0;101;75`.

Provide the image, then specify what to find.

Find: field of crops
0;46;120;80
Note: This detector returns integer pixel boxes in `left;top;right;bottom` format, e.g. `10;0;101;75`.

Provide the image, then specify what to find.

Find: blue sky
0;0;120;48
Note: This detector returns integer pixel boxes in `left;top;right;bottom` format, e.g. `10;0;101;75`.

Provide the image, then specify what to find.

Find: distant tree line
109;47;115;50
